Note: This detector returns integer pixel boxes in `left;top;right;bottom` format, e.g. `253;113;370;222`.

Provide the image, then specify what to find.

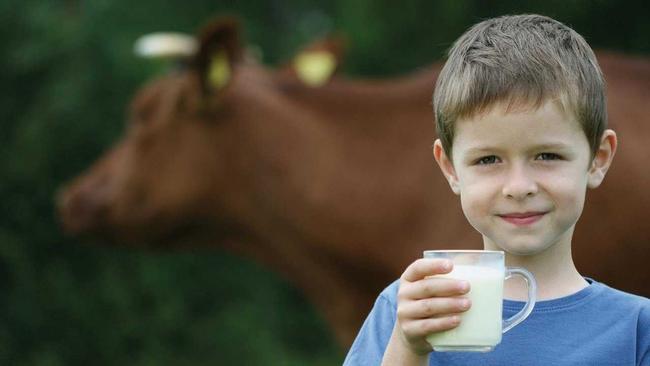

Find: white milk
426;265;504;350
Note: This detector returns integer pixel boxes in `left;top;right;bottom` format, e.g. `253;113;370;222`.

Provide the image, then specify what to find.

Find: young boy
343;14;650;366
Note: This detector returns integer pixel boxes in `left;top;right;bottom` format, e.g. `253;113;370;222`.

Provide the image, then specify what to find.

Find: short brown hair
433;14;606;159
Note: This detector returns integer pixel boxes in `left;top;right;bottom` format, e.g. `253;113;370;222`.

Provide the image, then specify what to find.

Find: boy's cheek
459;195;488;227
457;180;495;202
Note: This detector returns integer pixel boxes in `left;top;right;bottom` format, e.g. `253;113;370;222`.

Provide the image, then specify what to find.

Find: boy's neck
489;241;589;301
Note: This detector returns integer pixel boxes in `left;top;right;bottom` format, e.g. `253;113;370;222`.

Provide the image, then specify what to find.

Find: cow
57;17;650;347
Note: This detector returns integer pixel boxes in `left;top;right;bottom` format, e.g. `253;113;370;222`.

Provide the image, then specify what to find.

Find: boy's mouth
498;212;546;226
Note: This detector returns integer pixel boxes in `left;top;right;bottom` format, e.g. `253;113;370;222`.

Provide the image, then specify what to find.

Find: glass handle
502;267;537;334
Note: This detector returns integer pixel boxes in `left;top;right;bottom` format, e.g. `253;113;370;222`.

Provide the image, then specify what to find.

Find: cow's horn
134;32;198;59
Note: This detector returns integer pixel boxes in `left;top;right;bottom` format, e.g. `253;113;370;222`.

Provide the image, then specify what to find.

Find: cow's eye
131;109;145;124
129;86;162;127
130;96;158;127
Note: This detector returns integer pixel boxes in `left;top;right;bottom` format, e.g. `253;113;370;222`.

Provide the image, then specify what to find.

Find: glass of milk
423;250;536;352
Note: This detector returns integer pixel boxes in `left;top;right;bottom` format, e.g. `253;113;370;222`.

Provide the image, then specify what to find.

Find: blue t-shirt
344;278;650;366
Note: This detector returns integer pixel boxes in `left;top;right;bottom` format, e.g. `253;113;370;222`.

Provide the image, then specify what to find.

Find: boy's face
434;100;614;256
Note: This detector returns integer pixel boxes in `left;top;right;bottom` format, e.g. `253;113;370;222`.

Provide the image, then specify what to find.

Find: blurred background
1;0;648;365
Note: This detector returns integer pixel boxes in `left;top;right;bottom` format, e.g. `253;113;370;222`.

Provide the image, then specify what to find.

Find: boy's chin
483;238;555;257
502;247;548;257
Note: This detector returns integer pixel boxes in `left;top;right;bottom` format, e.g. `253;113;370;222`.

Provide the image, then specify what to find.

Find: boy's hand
394;258;471;355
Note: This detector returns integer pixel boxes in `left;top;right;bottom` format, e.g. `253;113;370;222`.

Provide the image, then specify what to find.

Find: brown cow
57;17;650;347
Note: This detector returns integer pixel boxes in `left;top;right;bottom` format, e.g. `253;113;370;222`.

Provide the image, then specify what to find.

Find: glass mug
423;250;536;352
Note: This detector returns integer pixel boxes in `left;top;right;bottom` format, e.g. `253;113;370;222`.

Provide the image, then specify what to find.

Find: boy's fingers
399;277;470;301
397;297;471;320
401;258;453;282
401;315;462;339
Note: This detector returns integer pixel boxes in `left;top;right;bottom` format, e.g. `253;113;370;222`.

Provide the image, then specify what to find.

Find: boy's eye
476;156;498;165
536;152;561;161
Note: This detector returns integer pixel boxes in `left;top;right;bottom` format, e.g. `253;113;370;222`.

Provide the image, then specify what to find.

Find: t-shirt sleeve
638;302;650;366
343;284;398;366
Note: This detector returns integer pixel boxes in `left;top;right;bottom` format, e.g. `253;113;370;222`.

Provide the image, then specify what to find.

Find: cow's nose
56;180;108;235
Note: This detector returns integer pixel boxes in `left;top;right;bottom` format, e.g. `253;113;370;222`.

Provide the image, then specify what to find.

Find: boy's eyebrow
530;142;574;151
464;142;573;155
464;146;502;156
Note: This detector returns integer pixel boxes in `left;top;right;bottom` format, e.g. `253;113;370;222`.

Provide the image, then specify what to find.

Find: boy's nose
501;166;538;200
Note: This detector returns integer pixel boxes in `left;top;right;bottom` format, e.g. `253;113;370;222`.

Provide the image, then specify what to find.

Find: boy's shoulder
377;279;400;307
594;279;650;307
587;279;650;331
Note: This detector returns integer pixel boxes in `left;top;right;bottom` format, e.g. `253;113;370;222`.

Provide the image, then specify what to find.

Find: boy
343;14;650;366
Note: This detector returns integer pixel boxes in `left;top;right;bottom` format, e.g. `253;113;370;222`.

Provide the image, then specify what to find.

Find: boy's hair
433;14;606;159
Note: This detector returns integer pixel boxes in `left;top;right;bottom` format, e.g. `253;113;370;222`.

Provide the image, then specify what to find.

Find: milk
426;265;504;351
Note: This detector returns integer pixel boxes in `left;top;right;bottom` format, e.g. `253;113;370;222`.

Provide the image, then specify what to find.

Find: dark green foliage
1;0;647;364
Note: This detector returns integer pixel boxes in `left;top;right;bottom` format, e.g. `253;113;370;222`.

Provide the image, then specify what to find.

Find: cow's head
57;17;342;248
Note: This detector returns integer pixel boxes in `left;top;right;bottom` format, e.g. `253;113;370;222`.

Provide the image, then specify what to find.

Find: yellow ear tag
294;51;336;87
208;50;231;90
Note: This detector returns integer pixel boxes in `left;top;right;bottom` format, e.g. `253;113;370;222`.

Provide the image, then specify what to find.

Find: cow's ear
194;17;243;94
287;36;346;87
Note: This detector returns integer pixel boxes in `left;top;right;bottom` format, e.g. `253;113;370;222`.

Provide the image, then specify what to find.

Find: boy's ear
587;129;618;189
433;139;461;195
